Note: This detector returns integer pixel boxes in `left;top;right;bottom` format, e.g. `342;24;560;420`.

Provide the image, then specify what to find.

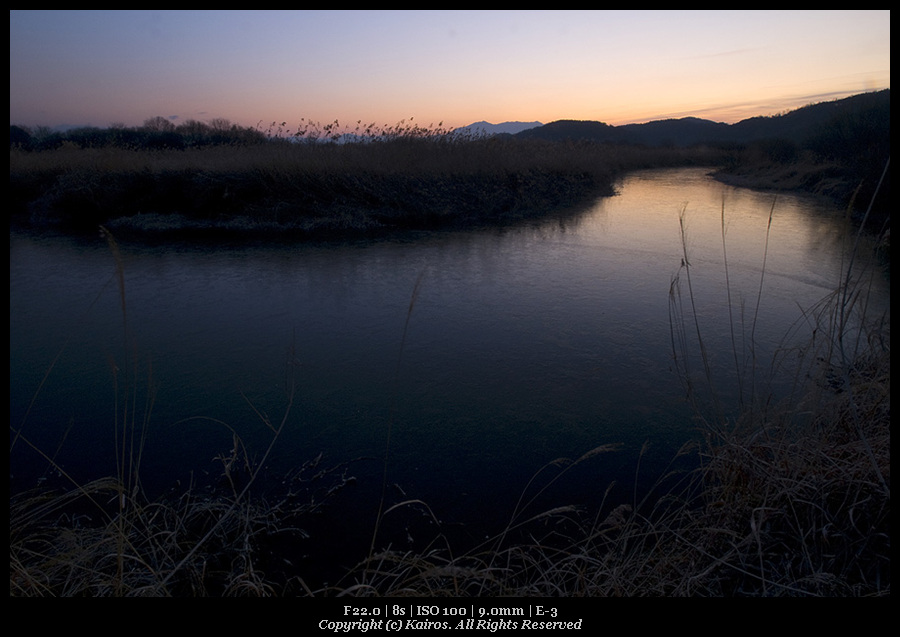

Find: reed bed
10;132;725;238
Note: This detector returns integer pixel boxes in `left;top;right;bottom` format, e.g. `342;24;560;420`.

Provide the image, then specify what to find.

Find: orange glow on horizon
9;10;890;131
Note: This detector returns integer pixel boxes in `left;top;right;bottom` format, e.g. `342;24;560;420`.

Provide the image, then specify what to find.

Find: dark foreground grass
9;337;889;596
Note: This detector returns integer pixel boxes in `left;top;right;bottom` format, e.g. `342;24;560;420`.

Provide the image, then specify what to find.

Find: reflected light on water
9;168;888;544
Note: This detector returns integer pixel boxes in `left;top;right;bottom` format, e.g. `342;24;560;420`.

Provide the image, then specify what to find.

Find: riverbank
10;138;726;240
11;140;888;249
712;151;890;238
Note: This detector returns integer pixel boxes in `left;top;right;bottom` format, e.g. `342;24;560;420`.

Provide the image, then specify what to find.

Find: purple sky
10;10;890;131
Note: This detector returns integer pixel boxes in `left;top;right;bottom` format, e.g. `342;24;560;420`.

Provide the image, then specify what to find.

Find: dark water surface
10;167;887;562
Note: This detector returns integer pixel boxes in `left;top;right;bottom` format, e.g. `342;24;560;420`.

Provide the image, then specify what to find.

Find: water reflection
9;168;887;542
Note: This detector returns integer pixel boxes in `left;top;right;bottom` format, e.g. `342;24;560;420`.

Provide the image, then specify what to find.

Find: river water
9;167;888;558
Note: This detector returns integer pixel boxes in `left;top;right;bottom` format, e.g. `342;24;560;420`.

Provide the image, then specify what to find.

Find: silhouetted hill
515;90;890;147
515;116;735;145
729;89;890;145
457;120;543;136
512;90;890;223
515;119;617;142
616;117;732;146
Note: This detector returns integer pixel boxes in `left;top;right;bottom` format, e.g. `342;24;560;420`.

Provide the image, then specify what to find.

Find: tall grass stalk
672;158;889;595
330;162;889;597
9;229;353;596
368;268;428;562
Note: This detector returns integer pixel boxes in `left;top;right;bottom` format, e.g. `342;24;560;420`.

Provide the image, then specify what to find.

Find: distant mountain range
456;120;543;136
461;90;889;148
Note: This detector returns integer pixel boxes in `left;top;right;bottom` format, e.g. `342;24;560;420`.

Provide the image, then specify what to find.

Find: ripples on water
9;168;888;542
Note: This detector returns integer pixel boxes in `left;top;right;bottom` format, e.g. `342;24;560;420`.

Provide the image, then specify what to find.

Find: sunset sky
9;10;890;132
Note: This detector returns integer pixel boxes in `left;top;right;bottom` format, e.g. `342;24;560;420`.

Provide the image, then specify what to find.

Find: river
9;167;888;566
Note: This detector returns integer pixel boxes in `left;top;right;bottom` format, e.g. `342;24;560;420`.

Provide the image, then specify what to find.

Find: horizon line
9;88;889;133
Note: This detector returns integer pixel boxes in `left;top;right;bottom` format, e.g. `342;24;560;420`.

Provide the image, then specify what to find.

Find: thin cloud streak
617;88;883;126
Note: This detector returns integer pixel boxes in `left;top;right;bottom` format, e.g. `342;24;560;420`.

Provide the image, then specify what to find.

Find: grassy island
10;119;731;240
